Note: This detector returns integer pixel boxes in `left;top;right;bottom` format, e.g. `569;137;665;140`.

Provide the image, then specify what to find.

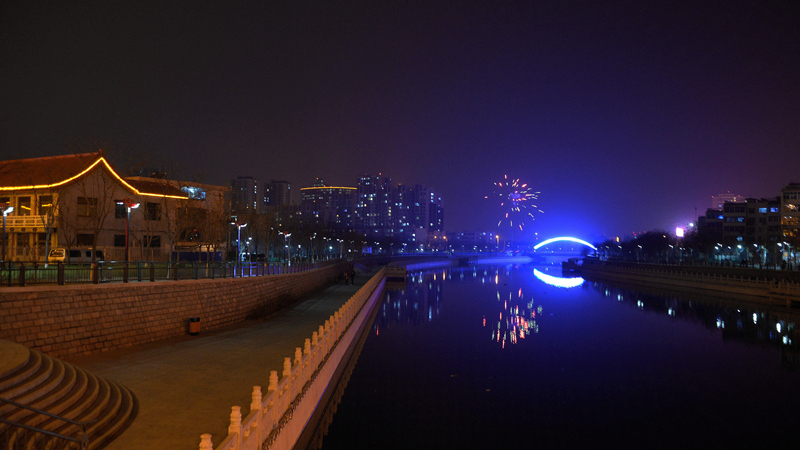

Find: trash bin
189;317;201;335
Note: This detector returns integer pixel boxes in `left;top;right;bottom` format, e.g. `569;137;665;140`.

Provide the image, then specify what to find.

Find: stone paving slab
65;271;374;450
0;340;30;378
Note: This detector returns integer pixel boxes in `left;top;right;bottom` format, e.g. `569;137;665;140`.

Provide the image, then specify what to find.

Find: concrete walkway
65;270;375;450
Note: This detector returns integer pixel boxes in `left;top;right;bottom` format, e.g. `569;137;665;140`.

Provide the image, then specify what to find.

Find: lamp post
231;221;247;262
284;233;292;266
1;203;14;265
116;199;139;264
278;231;291;265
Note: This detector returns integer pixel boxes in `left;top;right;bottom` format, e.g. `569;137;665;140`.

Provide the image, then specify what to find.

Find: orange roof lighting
0;155;188;199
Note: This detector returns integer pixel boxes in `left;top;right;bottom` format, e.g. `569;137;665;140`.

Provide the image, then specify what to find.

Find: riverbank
581;260;800;307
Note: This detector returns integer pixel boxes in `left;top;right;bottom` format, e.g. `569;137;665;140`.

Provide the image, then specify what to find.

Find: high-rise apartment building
264;180;291;208
299;178;357;230
356;174;394;237
230;176;260;215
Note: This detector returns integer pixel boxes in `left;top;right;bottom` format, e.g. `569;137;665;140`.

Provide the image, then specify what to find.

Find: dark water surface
319;264;800;449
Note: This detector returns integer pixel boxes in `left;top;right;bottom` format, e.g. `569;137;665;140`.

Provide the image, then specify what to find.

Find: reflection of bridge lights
533;269;585;288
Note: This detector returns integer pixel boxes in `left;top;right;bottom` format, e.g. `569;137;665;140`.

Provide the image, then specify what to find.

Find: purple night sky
2;1;799;242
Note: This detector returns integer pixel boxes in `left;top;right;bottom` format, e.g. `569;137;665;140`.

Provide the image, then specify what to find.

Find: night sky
2;1;799;241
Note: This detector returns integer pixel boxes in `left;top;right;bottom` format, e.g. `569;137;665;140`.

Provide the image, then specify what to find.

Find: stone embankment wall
0;264;345;358
581;261;800;306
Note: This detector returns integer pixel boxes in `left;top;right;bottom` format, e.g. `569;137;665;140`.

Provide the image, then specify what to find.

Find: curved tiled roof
0;152;189;199
0;152;103;189
124;177;186;198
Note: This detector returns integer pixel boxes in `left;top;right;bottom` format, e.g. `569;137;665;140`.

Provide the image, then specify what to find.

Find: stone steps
0;340;138;449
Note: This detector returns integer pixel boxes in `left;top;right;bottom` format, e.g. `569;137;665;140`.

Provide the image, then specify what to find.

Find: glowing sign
533;237;597;251
676;227;684;237
533;269;585;288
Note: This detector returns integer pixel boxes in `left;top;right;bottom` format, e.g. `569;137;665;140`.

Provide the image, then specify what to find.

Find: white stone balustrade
201;267;387;450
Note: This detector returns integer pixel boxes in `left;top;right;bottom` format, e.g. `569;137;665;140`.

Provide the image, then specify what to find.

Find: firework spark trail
486;175;543;231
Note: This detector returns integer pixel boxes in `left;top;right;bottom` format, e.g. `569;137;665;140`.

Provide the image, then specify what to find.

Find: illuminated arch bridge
533;237;596;251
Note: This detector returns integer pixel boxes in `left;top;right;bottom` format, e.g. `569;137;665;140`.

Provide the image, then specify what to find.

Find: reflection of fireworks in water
484;280;543;349
486;175;543;231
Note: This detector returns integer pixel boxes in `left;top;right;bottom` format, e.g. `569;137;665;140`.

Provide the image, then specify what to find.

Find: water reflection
488;286;542;348
320;263;800;449
589;279;800;369
376;270;444;332
532;268;584;288
387;264;800;367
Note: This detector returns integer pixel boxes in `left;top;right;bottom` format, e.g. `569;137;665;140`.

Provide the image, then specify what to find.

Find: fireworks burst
486;175;543;231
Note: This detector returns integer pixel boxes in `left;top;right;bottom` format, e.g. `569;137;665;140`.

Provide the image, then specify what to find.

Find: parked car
49;248;105;263
242;253;266;262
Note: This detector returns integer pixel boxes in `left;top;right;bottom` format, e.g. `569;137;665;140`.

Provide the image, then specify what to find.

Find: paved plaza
65;271;373;450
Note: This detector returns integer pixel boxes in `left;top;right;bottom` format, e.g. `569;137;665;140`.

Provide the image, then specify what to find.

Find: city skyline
2;1;799;241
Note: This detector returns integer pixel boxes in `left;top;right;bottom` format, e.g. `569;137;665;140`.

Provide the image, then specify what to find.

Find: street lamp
231;221;247;262
1;203;14;265
285;233;291;265
279;231;291;265
116;198;139;266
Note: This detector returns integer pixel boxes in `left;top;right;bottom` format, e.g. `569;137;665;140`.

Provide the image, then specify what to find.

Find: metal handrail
0;258;344;287
0;396;93;450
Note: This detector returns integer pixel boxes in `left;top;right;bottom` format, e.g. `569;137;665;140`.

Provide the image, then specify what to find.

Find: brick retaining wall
0;264;345;358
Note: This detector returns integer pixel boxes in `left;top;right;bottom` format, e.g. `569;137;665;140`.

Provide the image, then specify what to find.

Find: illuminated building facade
718;197;782;264
264;180;291;208
230;176;261;215
354;175;446;248
445;231;496;252
356;174;394;237
393;184;444;247
299;179;356;230
782;183;800;254
0;152;229;262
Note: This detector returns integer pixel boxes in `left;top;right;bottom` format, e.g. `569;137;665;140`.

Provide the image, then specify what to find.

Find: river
317;263;800;449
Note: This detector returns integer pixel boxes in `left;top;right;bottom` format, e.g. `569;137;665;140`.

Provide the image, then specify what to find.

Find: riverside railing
0;259;342;287
198;267;386;450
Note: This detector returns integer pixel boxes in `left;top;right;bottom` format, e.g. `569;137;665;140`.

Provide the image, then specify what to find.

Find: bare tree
67;157;120;262
200;190;231;262
55;193;78;262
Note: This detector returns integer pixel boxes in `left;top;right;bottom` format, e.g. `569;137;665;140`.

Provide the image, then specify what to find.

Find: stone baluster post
251;386;262;444
294;347;303;390
304;338;312;377
317;325;327;366
267;371;279;429
268;371;279;392
283;357;293;399
324;320;331;353
199;433;213;450
229;406;242;449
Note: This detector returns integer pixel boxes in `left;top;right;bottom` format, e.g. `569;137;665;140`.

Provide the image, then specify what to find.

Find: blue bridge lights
533;236;597;251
